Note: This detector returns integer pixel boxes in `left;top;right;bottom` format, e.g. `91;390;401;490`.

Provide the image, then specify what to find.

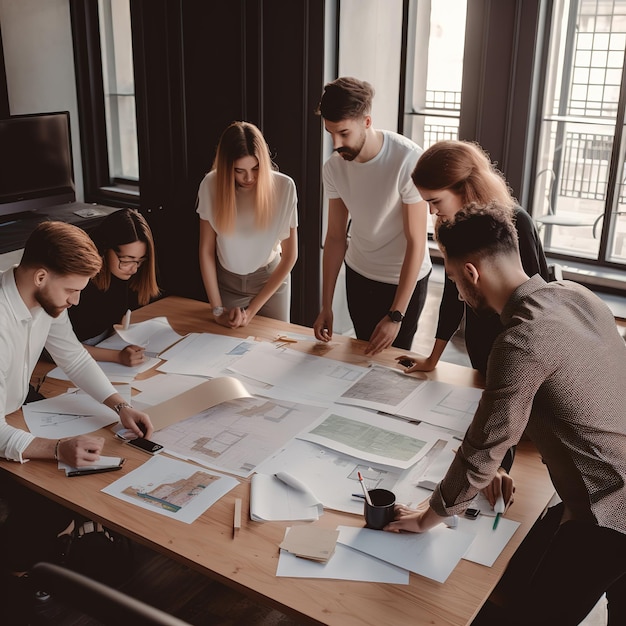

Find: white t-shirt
196;170;298;275
323;130;431;284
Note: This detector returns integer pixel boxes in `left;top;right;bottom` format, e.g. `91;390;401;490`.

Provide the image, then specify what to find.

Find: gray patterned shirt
430;275;626;535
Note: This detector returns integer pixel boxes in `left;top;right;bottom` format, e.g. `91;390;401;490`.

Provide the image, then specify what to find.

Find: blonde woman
197;121;298;327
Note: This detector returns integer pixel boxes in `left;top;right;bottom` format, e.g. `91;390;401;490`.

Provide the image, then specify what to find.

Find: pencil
233;498;242;538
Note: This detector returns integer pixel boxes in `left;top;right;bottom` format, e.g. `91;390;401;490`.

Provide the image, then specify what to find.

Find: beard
35;288;67;318
461;281;494;317
335;130;366;161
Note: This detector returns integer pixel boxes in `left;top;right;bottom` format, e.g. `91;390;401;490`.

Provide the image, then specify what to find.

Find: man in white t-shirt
313;77;431;354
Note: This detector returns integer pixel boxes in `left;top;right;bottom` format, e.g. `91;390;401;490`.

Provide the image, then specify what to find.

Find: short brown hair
315;76;374;122
20;221;102;277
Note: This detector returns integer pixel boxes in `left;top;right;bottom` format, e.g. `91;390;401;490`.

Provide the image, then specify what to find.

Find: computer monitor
0;111;76;220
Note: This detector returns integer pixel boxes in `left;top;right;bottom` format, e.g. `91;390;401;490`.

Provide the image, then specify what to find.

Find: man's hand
118;406;154;439
384;500;444;533
481;467;516;509
313;307;334;342
57;435;105;467
364;317;401;355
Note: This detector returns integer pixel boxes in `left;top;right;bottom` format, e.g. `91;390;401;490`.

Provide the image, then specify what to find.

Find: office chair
30;562;192;626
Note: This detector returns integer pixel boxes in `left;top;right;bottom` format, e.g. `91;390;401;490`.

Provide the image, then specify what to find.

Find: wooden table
1;296;555;626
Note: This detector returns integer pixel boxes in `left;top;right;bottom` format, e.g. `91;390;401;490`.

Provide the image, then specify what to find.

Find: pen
123;309;131;330
357;471;373;506
351;493;365;500
276;335;297;344
493;494;505;530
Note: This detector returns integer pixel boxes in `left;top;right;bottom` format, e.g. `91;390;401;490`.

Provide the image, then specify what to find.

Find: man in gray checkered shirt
387;203;626;626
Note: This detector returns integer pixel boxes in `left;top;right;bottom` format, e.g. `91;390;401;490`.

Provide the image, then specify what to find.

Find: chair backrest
31;562;192;626
535;168;557;216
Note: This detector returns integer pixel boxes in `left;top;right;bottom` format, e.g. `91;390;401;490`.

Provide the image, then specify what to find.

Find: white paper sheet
46;356;160;384
276;527;409;584
100;316;185;357
101;455;238;524
337;524;476;583
23;385;131;438
457;515;520;566
228;341;369;401
157;333;257;377
250;473;323;521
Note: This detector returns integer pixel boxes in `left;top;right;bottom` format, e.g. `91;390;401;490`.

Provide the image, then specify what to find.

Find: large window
98;0;138;183
404;0;467;149
533;0;626;268
71;0;139;206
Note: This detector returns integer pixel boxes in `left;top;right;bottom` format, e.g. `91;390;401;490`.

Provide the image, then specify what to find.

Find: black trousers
344;264;430;350
473;503;626;626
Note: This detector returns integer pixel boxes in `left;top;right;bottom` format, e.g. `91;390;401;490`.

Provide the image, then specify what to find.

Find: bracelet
113;402;132;414
53;439;61;461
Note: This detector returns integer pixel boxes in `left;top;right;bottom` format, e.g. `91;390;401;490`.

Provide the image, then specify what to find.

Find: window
533;0;626;267
404;0;467;149
98;0;138;183
71;0;139;205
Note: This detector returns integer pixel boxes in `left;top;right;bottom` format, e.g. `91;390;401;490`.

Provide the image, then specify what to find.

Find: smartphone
125;437;163;455
464;508;480;520
398;356;415;368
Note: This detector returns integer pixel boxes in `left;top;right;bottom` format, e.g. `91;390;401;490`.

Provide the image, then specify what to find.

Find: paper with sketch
101;455;238;524
146;376;251;431
157;333;257;378
228;341;369;401
276;527;409;583
337;524;475;583
150;391;327;477
255;438;401;515
46;356;160;384
336;364;427;412
99;316;185;357
297;405;439;470
22;385;131;438
396;380;482;433
250;472;323;521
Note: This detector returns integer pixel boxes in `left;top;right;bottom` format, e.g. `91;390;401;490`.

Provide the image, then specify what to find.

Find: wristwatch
212;306;225;317
387;310;405;323
113;401;132;414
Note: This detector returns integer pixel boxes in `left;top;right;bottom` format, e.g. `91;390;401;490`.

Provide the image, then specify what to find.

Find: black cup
364;488;396;530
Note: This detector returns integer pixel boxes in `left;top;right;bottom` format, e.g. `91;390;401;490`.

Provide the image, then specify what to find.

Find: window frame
70;0;139;208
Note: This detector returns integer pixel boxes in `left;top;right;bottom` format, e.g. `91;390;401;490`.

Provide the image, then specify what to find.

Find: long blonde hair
211;121;276;233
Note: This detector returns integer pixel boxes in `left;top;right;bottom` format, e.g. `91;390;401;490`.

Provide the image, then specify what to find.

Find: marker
493;494;505;530
445;514;459;529
123;309;131;330
357;471;373;506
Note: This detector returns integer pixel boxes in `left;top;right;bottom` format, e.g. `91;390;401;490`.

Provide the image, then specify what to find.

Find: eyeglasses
115;253;147;270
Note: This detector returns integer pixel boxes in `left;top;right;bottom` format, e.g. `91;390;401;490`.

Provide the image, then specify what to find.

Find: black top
435;207;549;377
69;275;139;342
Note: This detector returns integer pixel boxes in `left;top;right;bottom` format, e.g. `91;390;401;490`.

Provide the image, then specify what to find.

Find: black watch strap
387;310;404;323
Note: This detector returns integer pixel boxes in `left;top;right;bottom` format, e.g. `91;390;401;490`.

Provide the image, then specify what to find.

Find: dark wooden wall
130;0;326;326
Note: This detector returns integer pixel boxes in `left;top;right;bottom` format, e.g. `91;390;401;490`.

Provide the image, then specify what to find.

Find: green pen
492;494;505;530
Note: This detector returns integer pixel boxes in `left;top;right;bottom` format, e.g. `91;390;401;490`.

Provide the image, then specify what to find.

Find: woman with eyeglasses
68;208;160;365
197;121;298;328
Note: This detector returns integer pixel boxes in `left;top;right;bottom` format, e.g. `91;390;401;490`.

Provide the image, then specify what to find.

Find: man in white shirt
313;77;431;355
0;220;153;463
0;220;153;580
